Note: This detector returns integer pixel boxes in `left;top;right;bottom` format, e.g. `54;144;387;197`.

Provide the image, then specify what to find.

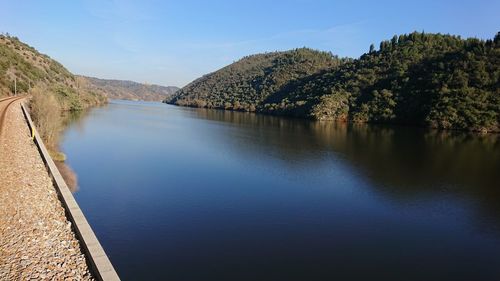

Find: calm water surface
61;100;500;281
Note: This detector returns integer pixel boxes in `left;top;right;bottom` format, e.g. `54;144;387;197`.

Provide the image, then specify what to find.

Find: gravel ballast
0;101;93;280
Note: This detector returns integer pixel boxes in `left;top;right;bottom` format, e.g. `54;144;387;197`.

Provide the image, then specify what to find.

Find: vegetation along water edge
166;32;500;133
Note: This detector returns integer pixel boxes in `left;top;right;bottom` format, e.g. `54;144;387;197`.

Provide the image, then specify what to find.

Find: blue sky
1;0;498;87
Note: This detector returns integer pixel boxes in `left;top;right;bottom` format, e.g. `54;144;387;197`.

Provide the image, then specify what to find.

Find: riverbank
0;99;93;280
27;86;107;189
164;102;500;135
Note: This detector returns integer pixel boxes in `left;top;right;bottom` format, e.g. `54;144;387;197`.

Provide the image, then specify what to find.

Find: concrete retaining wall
21;103;120;281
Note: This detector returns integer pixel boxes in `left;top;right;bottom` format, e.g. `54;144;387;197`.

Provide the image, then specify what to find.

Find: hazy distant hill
167;32;500;133
79;76;179;102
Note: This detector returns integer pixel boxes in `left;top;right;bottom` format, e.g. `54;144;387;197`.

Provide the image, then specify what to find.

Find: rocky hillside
78;76;178;102
167;32;499;133
0;34;106;110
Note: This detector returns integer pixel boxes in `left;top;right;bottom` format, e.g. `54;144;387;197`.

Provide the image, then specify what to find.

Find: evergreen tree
369;44;375;53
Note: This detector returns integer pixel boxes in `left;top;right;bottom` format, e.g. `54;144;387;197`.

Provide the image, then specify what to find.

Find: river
60;100;500;281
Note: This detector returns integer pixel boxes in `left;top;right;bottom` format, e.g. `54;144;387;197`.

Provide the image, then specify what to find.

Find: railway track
0;96;25;137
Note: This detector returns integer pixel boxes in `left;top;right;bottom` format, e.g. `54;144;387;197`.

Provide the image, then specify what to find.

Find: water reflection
59;108;94;192
60;101;500;280
60;105;104;136
194;108;500;231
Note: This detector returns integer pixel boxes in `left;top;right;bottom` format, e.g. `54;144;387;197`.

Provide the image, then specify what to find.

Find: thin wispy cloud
182;20;368;57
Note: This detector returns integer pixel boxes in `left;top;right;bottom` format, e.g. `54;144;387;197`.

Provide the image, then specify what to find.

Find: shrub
29;85;61;147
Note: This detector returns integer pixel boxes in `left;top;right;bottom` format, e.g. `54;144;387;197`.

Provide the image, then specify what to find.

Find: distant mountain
167;32;500;133
79;76;179;102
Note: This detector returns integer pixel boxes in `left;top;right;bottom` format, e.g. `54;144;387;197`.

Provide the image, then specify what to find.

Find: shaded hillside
79;76;179;102
167;32;500;133
0;34;106;110
167;48;345;111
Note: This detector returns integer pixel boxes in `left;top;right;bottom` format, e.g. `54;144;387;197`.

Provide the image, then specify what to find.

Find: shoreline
164;101;499;135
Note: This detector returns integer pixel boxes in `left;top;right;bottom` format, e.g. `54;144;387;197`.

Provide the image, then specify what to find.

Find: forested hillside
78;76;179;102
0;33;107;165
0;34;106;110
168;48;345;111
167;32;499;133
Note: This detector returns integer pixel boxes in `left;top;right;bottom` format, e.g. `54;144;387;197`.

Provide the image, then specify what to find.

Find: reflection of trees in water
60;106;95;134
54;161;79;193
195;108;500;230
57;108;95;193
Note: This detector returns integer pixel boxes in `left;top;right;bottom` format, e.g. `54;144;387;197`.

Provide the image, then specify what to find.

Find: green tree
166;32;500;133
369;44;375;53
